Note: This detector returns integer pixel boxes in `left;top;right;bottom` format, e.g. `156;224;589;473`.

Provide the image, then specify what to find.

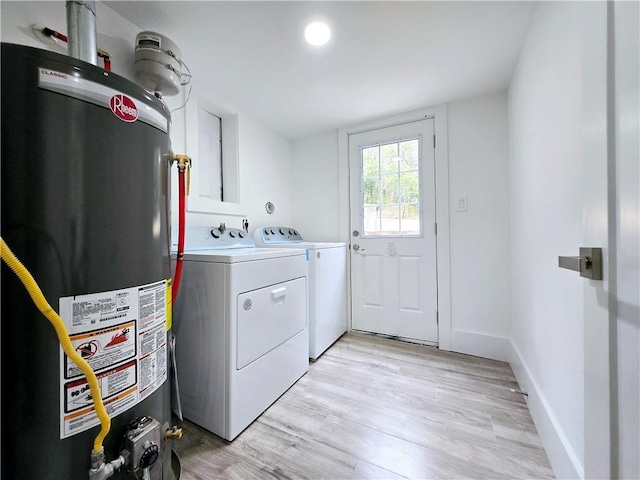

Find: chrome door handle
558;247;602;280
352;244;365;252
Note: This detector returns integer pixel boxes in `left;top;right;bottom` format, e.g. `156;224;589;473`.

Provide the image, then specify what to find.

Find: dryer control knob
279;228;285;235
270;229;275;235
229;231;237;238
210;228;221;239
294;230;299;236
289;230;294;235
238;231;246;238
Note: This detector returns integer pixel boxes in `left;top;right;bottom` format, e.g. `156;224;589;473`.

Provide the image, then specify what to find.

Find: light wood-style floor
173;332;554;479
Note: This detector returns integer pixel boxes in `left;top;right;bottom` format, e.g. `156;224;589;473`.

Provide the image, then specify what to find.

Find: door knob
558;247;602;280
352;244;365;252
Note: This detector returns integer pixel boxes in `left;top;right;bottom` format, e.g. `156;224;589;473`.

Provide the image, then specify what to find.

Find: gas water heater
1;43;179;479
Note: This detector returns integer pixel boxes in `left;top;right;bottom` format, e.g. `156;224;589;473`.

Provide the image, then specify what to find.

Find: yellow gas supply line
0;237;111;452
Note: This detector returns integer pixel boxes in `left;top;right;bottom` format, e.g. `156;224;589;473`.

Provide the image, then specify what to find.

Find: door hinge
433;134;436;148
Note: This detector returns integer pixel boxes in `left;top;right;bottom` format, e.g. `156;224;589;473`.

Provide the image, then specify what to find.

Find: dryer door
236;277;307;370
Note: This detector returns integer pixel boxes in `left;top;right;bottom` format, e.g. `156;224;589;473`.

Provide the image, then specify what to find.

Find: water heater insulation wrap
1;43;173;479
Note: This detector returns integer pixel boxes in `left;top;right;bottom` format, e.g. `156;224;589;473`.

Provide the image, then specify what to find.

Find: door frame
337;104;451;350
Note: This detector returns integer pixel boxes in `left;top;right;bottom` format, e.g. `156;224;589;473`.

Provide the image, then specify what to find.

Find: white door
582;2;638;477
348;119;437;343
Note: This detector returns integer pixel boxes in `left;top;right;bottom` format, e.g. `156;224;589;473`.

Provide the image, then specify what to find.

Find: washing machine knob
289;229;294;235
238;231;246;238
229;231;236;238
279;228;285;235
210;228;221;239
270;229;275;235
264;230;270;235
294;230;299;236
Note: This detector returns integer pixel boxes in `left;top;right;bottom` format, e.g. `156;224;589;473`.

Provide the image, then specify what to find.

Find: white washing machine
172;226;309;441
254;226;347;360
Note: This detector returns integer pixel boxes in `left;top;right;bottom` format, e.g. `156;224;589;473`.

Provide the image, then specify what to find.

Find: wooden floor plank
173;332;554;479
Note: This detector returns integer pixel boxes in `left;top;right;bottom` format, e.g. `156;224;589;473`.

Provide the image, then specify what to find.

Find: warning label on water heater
58;280;169;439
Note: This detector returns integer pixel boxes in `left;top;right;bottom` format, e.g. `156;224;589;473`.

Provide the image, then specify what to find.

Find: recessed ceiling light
304;21;331;46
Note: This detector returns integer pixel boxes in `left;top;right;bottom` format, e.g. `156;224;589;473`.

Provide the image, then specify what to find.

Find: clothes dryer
254;227;347;360
172;226;308;440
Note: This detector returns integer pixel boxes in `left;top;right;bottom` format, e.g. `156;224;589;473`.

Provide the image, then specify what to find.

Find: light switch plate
457;197;468;212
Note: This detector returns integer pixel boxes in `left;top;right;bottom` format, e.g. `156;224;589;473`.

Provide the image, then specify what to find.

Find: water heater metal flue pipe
66;0;97;65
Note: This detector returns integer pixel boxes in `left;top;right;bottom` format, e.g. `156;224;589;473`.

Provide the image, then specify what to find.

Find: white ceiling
105;1;537;140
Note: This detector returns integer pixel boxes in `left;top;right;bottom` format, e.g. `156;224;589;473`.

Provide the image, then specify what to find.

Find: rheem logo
110;94;138;122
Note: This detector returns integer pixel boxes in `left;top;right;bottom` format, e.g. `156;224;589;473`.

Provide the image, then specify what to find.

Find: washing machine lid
180;247;307;263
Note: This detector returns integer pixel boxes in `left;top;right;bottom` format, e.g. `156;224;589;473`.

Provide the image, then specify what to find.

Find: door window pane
399;139;419;171
400;172;419;203
381;205;400;234
363;177;380;205
362;146;379;175
363;206;380;233
361;137;421;236
401;204;420;234
381;174;399;204
380;143;399;174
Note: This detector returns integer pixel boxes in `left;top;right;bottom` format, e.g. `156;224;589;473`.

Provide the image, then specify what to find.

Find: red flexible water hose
172;167;186;303
42;27;68;43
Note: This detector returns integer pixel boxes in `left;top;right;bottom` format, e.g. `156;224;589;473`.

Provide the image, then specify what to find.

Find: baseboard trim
509;341;584;479
450;329;509;361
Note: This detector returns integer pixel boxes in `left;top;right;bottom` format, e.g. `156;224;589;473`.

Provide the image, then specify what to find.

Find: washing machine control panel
174;225;254;251
256;226;303;244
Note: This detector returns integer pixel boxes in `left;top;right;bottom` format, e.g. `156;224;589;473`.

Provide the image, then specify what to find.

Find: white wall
1;0;295;235
291;132;341;241
236;115;294;230
448;93;510;360
508;3;584;478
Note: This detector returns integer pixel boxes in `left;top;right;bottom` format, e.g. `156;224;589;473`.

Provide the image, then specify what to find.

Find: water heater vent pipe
66;0;97;65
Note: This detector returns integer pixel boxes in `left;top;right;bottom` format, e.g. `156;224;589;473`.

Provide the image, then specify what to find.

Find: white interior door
581;2;639;476
348;119;437;343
